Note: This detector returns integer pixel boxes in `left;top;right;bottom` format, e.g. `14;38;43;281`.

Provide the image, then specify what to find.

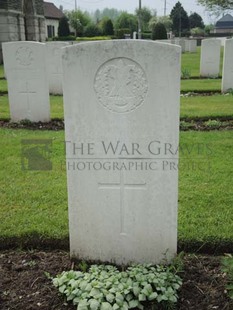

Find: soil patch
0;119;233;131
0;250;232;310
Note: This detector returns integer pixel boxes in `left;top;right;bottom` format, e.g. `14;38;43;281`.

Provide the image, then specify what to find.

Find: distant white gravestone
62;40;181;265
46;42;70;95
222;39;233;92
200;39;221;77
3;42;50;122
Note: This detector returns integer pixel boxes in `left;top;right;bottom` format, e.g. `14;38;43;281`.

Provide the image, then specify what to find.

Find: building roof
44;2;64;19
215;14;233;29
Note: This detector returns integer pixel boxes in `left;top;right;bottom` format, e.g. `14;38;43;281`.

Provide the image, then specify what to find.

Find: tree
159;16;173;31
170;2;190;36
83;24;101;37
151;22;167;40
149;16;172;32
135;6;153;32
58;16;70;37
114;12;137;34
100;17;114;36
197;0;233;11
189;12;205;29
190;27;205;36
66;10;92;36
92;8;122;23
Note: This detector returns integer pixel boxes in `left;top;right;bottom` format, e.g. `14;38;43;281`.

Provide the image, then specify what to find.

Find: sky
51;0;219;24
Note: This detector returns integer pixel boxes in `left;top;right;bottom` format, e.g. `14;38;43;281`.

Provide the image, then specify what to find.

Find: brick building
0;0;46;62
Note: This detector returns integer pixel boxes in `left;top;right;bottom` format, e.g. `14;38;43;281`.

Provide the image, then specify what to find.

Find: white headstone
200;39;221;77
222;39;233;92
62;40;181;265
174;38;185;53
46;42;70;95
133;32;137;40
3;41;50;122
184;40;197;53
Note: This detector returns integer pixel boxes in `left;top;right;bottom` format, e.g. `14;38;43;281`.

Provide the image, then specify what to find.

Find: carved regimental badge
94;58;148;113
16;47;34;66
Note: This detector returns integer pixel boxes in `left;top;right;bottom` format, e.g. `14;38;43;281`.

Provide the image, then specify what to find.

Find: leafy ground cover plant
53;264;182;310
222;254;233;300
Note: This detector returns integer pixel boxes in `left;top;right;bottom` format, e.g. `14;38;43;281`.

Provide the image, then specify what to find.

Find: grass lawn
181;79;221;92
0;95;64;120
0;65;4;79
181;47;223;78
180;94;233;118
0;79;7;92
0;129;232;247
1;94;232;120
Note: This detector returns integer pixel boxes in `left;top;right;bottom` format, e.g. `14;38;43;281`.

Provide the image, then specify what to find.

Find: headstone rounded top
94;57;148;113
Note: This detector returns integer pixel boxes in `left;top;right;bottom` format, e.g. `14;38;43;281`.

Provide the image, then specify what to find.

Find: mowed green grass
181;46;224;77
180;94;233;118
181;79;221;92
0;129;232;245
0;95;64;120
0;65;4;78
1;94;232;120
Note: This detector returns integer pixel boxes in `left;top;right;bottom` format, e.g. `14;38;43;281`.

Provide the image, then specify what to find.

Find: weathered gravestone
62;40;181;265
185;40;197;53
46;42;70;95
200;39;221;77
3;41;50;122
174;38;185;53
222;39;233;92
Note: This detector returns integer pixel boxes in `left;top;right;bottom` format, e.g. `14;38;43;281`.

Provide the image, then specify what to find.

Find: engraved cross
19;81;36;119
98;171;146;235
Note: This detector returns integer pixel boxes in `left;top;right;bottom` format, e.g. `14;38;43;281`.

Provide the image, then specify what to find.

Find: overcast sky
51;0;219;24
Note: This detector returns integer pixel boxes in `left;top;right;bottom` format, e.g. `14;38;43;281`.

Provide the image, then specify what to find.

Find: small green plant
180;121;194;130
204;119;222;128
226;88;233;95
53;264;182;310
181;68;191;79
19;119;32;125
221;254;233;299
78;260;88;272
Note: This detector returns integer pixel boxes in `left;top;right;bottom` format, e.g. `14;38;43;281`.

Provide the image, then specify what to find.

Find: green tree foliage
58;16;70;37
135;6;153;32
99;17;114;35
189;12;205;29
93;8;122;23
149;16;172;32
83;24;101;37
114;12;137;34
197;0;233;10
204;24;214;34
170;1;190;36
190;27;205;36
66;10;92;36
158;16;173;31
151;22;167;40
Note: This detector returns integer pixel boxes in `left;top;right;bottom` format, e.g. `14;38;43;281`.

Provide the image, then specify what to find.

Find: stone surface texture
3;41;50;122
62;40;181;265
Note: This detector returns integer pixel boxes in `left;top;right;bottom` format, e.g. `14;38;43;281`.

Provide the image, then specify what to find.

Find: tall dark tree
58;16;70;37
189;12;205;29
105;19;114;35
151;22;167;40
170;2;190;36
100;17;114;35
